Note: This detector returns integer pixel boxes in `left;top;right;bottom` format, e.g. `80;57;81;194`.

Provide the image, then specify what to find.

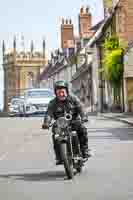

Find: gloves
42;123;49;129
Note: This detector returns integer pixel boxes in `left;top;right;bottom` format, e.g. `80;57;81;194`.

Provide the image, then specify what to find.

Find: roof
90;20;104;31
80;2;121;53
71;60;92;81
39;63;52;80
39;56;68;80
80;20;106;54
71;5;120;80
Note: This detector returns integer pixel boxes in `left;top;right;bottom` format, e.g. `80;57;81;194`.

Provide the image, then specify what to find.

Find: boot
82;148;92;159
55;159;62;165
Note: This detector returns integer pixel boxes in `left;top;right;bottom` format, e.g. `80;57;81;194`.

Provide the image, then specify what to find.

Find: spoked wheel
74;156;83;173
72;135;83;174
60;143;74;179
76;167;82;173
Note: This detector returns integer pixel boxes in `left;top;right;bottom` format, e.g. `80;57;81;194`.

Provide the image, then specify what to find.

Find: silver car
8;97;25;117
24;88;55;115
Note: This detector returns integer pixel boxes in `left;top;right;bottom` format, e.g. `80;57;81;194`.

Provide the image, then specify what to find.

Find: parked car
8;97;25;117
23;88;55;115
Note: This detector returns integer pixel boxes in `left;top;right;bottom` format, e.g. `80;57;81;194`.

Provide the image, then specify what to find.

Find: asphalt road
0;115;133;200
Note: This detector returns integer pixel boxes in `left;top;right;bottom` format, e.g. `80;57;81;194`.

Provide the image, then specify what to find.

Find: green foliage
102;36;125;105
103;48;123;86
103;36;119;50
104;0;112;8
102;36;124;85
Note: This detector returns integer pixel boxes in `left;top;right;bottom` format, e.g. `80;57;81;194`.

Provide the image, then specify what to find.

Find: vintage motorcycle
51;113;85;179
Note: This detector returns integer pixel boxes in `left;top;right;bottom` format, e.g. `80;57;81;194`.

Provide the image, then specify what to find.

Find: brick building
103;0;133;43
40;6;95;97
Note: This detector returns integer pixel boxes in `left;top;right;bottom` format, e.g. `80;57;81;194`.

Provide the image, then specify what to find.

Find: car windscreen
26;90;54;98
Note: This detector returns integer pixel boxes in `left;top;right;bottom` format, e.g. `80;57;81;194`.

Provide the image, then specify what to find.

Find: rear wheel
60;143;74;179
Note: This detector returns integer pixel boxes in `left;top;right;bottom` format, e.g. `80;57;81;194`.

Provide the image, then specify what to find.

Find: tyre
76;167;82;173
8;113;15;117
76;161;83;173
72;135;83;173
60;143;74;179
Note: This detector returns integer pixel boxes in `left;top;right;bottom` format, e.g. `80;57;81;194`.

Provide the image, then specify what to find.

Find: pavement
1;110;133;127
99;112;133;126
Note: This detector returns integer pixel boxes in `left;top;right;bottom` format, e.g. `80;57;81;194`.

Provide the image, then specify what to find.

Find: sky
0;0;104;109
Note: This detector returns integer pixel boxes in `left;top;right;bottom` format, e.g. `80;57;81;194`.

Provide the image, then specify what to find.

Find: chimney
79;6;93;39
80;7;84;14
2;40;5;56
66;19;68;24
62;18;65;24
13;36;16;51
30;40;34;54
86;6;89;13
42;38;45;58
61;18;75;50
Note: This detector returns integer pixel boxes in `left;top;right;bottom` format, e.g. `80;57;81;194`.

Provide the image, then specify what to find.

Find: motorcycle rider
42;80;91;164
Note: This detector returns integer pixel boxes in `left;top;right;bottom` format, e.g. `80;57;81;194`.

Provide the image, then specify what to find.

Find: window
28;72;34;88
26;90;54;98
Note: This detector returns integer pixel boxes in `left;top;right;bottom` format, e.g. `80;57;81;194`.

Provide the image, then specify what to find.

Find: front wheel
60;143;74;179
76;160;83;173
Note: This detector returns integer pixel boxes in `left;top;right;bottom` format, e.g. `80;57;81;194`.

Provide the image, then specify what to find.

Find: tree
102;36;125;107
104;0;113;8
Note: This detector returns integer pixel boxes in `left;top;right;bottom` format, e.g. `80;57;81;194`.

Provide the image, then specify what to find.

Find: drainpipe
98;44;104;113
121;53;125;112
90;64;93;112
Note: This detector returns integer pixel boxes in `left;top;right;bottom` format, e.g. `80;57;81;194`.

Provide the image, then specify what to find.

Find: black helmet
54;80;69;93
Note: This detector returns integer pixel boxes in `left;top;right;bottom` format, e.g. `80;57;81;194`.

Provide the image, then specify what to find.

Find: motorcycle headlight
56;117;68;129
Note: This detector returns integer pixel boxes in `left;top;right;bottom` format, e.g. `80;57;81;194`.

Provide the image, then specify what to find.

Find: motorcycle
51;113;84;180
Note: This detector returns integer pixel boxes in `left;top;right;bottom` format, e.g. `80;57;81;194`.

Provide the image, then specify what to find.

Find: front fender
55;134;67;143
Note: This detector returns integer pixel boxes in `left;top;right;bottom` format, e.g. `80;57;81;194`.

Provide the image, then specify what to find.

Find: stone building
74;0;133;112
124;42;133;112
71;20;104;112
39;50;76;90
2;38;46;111
40;6;95;102
71;57;93;109
98;0;133;112
70;7;102;112
40;17;77;89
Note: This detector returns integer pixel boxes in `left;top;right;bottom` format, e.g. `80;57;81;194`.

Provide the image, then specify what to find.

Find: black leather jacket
43;95;86;125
